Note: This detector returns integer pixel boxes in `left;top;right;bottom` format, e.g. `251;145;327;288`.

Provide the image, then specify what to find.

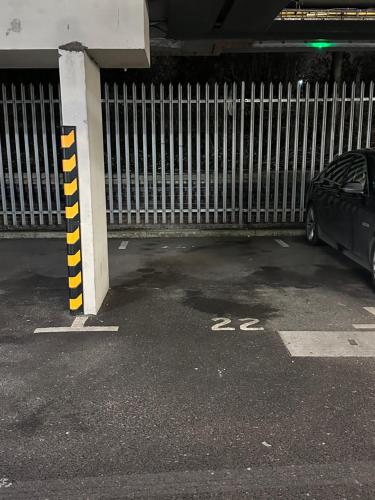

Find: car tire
306;204;320;245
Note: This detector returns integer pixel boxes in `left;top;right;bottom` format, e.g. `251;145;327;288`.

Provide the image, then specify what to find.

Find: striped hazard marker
61;126;83;314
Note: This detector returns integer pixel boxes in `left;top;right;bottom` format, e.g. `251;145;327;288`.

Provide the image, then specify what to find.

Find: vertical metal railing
1;81;375;228
0;83;62;227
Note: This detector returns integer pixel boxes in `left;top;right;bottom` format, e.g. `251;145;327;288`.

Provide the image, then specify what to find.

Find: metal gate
1;81;374;228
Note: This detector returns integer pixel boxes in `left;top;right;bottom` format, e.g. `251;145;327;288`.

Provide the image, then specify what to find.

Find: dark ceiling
148;0;375;49
166;0;289;39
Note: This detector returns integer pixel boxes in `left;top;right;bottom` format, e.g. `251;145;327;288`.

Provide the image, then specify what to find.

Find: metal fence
1;80;375;228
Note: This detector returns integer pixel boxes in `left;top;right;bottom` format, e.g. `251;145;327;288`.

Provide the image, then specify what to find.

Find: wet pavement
1;236;375;498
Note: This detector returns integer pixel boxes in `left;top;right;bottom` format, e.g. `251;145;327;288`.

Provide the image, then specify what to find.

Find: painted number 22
211;318;264;332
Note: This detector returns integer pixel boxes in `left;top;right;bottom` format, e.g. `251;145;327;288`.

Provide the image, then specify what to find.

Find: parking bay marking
118;240;128;250
34;315;119;334
275;239;289;248
352;307;375;330
72;315;88;328
278;330;375;357
275;306;375;357
211;317;264;332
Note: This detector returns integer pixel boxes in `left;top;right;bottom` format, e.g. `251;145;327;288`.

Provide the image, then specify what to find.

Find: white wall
0;0;150;68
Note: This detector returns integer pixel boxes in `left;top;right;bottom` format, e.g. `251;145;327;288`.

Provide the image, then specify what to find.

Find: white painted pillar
59;47;109;315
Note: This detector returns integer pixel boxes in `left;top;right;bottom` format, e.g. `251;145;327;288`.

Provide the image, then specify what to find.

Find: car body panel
306;149;375;272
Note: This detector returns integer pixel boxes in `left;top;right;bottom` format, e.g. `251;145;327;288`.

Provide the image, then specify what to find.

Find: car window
343;153;368;191
322;157;350;186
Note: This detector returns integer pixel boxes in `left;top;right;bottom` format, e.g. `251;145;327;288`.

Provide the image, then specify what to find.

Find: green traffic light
306;40;336;50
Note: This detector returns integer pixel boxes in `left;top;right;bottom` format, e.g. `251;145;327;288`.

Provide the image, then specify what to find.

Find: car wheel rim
307;208;316;241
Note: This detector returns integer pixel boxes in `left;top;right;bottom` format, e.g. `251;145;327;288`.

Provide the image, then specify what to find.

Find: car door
315;157;348;245
350;153;375;265
329;153;364;250
313;161;336;239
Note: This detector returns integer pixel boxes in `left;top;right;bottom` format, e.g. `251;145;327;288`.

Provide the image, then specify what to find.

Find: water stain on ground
182;289;279;319
101;286;148;313
13;402;47;436
250;266;316;289
98;239;373;314
0;335;25;345
0;273;66;292
250;264;371;295
137;267;157;274
103;263;186;312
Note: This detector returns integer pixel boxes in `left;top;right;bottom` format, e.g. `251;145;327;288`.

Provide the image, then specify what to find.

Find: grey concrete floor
1;237;375;498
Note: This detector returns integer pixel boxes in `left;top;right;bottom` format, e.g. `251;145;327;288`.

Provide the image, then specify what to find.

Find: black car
306;148;375;283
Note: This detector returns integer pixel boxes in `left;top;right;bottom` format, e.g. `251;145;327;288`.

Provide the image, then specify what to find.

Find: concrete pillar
58;47;109;315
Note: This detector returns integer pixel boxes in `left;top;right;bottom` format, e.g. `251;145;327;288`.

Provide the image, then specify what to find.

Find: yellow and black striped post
61;126;83;314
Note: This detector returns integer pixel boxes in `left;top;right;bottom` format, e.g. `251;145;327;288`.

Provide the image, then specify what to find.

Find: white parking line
34;326;119;333
71;315;88;327
364;306;375;316
353;324;375;330
34;315;119;334
275;239;289;248
118;240;128;250
279;330;375;357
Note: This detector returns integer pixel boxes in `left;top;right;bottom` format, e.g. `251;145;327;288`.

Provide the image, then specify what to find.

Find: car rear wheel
306;205;320;245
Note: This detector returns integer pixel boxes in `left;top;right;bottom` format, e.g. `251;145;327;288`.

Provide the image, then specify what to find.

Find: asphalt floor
1;236;375;498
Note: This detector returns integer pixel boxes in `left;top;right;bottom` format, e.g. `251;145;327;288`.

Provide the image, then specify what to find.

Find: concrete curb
0;228;305;239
